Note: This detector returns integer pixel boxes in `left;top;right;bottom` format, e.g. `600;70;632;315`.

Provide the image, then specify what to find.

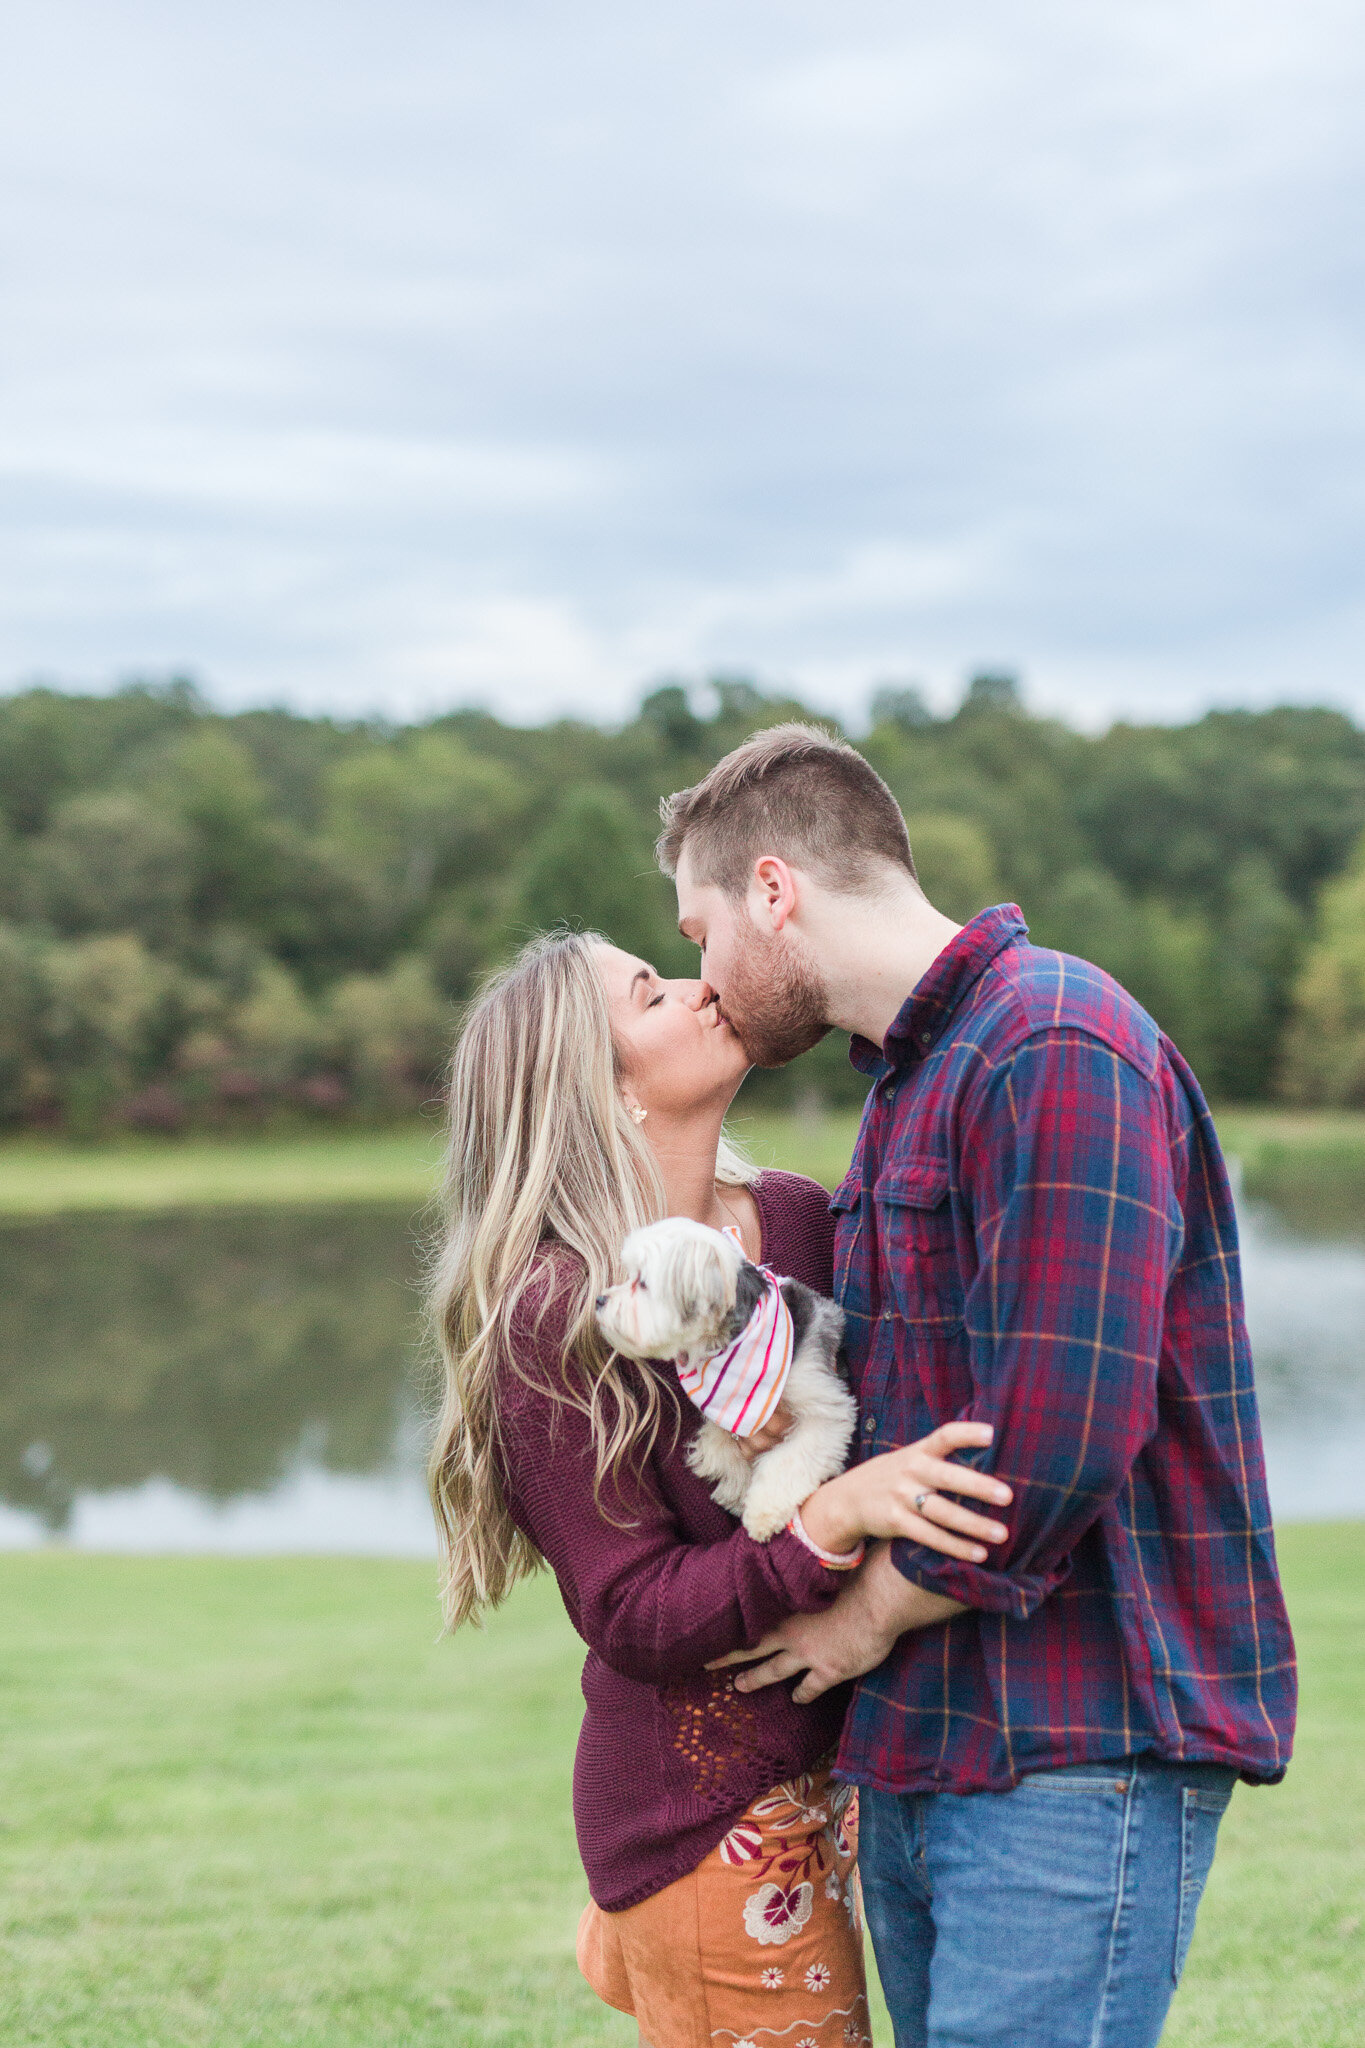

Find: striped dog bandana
673;1226;795;1439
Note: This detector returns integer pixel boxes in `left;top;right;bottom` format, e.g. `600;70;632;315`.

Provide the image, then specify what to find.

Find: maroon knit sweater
496;1170;848;1911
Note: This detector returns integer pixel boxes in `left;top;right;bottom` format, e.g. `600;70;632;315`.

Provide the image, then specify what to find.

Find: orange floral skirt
576;1769;869;2048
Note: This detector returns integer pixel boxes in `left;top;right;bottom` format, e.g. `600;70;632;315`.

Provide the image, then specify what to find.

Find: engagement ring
913;1491;931;1515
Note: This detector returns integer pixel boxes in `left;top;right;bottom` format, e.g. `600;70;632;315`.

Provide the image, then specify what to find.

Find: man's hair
656;721;917;897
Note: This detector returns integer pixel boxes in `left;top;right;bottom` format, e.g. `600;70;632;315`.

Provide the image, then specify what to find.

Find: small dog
594;1217;857;1541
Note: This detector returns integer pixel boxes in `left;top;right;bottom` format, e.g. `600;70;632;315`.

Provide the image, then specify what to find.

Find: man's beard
720;924;832;1069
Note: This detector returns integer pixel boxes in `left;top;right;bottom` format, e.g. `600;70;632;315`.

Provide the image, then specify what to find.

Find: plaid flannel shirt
833;905;1296;1796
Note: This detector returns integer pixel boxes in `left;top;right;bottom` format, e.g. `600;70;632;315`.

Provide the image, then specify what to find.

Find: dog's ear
667;1234;733;1330
724;1260;767;1341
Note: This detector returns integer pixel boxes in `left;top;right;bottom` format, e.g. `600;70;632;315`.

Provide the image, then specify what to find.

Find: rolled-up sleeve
891;1027;1186;1618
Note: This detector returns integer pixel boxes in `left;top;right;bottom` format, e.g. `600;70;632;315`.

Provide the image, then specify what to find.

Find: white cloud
0;0;1361;726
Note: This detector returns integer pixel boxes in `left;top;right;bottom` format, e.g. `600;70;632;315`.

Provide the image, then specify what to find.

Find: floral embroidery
804;1961;832;1992
824;1866;842;1900
796;2038;819;2048
719;1821;763;1865
760;1966;785;1989
742;1880;815;1946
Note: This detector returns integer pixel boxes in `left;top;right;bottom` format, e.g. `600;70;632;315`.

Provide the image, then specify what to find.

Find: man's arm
709;1543;963;1704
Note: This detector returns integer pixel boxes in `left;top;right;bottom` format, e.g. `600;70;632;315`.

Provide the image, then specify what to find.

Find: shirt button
863;1417;878;1437
919;1031;933;1047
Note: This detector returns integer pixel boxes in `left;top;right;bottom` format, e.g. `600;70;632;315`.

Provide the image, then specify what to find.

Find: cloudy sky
2;1;1362;728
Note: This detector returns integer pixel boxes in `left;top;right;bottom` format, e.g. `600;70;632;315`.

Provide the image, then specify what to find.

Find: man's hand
707;1545;965;1704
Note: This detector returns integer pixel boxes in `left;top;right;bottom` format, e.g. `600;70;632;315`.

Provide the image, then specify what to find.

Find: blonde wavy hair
427;928;755;1631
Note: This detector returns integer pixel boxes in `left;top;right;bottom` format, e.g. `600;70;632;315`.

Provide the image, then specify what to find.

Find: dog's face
594;1218;743;1363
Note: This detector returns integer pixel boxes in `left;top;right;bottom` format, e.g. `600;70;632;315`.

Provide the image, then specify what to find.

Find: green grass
3;1103;1365;1218
0;1530;1359;2046
0;1128;446;1218
0;1113;855;1219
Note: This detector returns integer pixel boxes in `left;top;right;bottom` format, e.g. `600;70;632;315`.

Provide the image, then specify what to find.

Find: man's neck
805;880;964;1049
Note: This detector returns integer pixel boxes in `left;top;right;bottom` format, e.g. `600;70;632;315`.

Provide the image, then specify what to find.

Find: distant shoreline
2;1106;1365;1219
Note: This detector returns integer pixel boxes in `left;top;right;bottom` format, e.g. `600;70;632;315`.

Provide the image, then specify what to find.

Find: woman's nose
683;980;718;1011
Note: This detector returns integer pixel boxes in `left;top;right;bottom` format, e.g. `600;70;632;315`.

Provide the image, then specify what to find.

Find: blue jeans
859;1755;1236;2048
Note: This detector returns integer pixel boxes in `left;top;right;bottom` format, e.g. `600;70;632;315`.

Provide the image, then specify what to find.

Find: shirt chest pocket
874;1158;964;1335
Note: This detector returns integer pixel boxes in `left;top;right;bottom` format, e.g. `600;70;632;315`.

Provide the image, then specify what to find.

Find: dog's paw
739;1491;794;1543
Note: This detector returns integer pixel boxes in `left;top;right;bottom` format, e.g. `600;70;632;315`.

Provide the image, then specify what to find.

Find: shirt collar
849;903;1029;1074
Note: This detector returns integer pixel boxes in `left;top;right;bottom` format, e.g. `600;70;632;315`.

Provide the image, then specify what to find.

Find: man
658;722;1295;2048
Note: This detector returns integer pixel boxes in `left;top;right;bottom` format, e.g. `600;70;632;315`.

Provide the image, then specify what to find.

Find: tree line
1;670;1363;1135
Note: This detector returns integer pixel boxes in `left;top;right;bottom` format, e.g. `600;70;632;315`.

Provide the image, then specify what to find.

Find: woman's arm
796;1421;1013;1560
498;1326;846;1687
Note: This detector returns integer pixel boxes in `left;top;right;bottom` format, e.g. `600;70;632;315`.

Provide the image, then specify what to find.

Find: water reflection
0;1185;1360;1551
0;1207;436;1552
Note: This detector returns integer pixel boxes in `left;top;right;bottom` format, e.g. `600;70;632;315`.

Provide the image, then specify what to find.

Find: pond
0;1182;1361;1552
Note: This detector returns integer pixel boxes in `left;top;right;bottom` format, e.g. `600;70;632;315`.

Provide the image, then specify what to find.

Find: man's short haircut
657;721;917;897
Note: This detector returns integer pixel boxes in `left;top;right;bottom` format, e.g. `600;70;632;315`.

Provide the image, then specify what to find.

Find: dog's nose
594;1294;607;1310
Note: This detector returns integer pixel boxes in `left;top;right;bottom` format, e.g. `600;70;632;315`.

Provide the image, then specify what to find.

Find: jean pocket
1018;1761;1132;1795
1173;1781;1234;1983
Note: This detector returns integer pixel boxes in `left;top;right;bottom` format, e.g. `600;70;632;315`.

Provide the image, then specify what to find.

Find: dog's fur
594;1217;856;1540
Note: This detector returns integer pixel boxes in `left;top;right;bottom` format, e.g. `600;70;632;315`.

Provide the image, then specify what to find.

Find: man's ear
751;856;798;932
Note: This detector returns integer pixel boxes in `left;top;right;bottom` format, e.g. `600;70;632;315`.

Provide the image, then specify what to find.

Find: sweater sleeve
496;1274;844;1686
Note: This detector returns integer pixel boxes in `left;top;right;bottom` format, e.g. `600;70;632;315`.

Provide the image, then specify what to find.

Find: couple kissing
428;723;1295;2048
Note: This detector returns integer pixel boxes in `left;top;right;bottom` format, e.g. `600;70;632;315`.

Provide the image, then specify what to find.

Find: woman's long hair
426;928;755;1631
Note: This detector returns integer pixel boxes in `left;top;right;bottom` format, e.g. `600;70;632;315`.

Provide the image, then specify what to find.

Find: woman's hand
738;1401;796;1462
797;1422;1011;1563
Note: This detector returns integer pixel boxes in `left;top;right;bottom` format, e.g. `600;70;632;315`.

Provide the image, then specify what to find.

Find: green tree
26;792;191;945
329;957;450;1109
905;814;999;924
143;728;274;927
870;683;934;733
0;924;43;1123
517;784;684;969
1279;839;1365;1105
40;934;183;1133
324;732;519;923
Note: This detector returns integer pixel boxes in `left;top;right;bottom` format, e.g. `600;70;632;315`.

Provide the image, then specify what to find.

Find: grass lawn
3;1104;1365;1219
0;1128;447;1219
0;1528;1359;2047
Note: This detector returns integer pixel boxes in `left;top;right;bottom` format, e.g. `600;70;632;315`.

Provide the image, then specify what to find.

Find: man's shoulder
970;939;1163;1083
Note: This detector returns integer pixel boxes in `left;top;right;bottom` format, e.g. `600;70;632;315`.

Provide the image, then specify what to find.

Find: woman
428;931;1010;2048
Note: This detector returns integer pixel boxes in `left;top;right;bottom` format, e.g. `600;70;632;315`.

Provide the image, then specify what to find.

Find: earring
629;1104;648;1125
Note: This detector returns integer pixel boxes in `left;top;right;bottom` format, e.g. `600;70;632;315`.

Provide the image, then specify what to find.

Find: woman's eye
648;992;665;1008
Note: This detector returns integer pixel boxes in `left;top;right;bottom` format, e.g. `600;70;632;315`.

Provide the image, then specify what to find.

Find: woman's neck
644;1105;732;1229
